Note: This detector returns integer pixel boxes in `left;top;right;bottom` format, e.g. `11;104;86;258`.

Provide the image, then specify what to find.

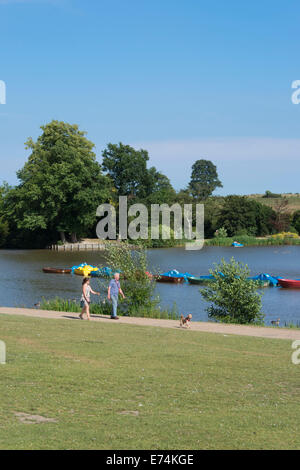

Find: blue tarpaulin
160;269;193;282
248;273;279;286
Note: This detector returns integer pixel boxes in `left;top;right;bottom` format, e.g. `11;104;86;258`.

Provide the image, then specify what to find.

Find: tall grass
39;297;180;321
205;236;300;246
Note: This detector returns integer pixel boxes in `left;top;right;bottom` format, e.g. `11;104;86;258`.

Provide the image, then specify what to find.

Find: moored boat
277;278;300;289
187;275;214;285
42;267;71;274
155;275;184;284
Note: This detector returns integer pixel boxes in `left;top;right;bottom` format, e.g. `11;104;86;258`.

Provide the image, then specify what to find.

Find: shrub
200;257;264;325
214;227;228;238
104;241;159;314
271;232;299;240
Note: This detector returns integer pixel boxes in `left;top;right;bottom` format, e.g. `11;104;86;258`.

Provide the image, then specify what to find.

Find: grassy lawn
0;314;299;450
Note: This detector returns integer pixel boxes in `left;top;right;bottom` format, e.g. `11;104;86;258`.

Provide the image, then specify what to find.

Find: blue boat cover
161;269;193;282
248;273;279;286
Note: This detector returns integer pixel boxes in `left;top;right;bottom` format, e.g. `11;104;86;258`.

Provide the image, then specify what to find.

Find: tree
145;168;176;205
189;159;222;199
272;198;291;233
0;184;9;247
9;120;111;244
102;143;153;200
217;196;274;237
201;258;264;325
292;210;300;235
262;190;281;199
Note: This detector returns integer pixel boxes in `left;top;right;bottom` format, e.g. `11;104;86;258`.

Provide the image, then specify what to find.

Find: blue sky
0;0;299;194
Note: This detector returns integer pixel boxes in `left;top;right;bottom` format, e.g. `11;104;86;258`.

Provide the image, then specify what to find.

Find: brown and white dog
180;314;192;328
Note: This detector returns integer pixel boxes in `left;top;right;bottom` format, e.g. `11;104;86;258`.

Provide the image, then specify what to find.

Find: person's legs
86;302;90;320
80;301;86;319
111;295;118;318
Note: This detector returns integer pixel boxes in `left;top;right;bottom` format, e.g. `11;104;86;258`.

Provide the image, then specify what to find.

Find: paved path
0;307;300;341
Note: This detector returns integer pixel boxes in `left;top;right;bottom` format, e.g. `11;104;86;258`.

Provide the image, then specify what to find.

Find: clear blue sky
1;0;300;194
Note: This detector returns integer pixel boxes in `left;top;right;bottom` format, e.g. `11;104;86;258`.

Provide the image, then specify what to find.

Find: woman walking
80;277;100;320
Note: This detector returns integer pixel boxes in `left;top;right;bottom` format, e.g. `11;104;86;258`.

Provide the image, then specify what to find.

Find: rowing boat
155;275;184;284
277;278;300;289
42;267;71;274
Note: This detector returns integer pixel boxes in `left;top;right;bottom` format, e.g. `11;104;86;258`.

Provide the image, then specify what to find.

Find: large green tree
9;120;111;243
102;142;176;205
189;159;222;199
217;196;275;237
102;143;153;200
145;168;176;205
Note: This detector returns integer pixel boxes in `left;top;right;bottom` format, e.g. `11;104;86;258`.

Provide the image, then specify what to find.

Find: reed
39;297;180;320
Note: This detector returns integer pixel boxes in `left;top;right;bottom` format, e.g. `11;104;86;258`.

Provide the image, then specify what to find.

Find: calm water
0;246;300;326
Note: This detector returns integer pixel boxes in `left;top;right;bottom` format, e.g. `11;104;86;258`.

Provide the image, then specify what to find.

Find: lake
0;246;299;326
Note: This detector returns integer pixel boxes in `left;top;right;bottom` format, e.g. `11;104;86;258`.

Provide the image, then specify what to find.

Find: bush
104;241;159;314
214;227;228;238
271;231;299;240
263;190;281;198
200;258;264;325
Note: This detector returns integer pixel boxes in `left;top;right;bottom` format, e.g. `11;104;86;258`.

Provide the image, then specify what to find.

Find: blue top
109;279;120;296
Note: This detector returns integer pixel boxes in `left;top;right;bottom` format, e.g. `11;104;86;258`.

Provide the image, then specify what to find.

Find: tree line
0;120;298;249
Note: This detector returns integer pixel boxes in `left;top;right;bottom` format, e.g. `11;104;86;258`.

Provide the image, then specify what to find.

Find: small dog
180;314;192;328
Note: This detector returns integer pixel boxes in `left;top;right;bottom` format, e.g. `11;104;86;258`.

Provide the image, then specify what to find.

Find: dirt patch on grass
14;412;57;424
118;411;139;416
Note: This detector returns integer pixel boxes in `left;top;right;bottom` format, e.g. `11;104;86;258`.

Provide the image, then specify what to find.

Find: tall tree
145;167;176;205
102;143;152;200
10;120;111;243
189;159;222;199
217;196;275;237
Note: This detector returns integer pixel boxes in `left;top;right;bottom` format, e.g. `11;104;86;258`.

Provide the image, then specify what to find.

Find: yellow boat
74;265;99;277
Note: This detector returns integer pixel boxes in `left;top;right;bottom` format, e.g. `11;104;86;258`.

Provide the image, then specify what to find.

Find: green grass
205;236;300;246
0;314;299;450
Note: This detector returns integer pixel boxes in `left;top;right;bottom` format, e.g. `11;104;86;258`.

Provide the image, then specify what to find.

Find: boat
155;275;184;284
232;241;244;247
187;275;214;285
248;273;279;287
42;267;71;274
277;278;300;289
155;269;192;284
74;265;99;276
